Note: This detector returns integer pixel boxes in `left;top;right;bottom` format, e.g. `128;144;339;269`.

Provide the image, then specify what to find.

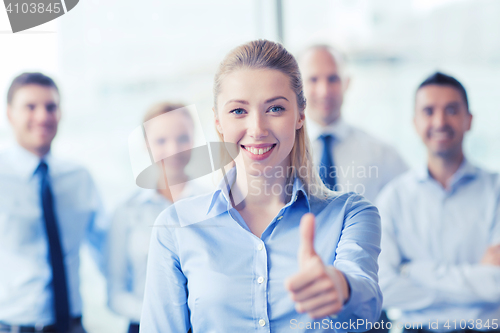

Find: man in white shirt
378;72;500;332
299;44;407;332
299;45;408;203
0;73;107;333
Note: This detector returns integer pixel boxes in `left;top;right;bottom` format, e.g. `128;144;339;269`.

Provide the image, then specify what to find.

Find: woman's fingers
285;255;324;292
290;274;335;302
286;264;350;318
285;213;350;319
293;279;342;314
298;213;317;269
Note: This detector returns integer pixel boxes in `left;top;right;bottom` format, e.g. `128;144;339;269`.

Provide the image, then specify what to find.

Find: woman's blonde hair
143;101;192;124
213;39;333;200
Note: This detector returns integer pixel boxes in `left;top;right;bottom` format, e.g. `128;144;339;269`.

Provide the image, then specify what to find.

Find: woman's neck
232;165;292;210
231;164;293;238
157;171;188;202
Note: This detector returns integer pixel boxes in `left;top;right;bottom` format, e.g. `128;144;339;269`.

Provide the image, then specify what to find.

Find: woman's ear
295;111;305;130
213;107;223;134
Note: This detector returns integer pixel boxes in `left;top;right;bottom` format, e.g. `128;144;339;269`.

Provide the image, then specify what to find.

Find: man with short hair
0;72;108;333
378;72;500;332
300;45;408;203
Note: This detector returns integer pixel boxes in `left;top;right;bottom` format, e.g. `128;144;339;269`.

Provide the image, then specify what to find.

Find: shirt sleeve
140;206;190;333
331;194;383;328
377;186;437;311
106;205;143;321
491;182;500;245
404;261;500;304
84;172;110;274
404;190;500;305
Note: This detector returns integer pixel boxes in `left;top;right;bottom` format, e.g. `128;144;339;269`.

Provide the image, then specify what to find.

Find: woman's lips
241;144;276;160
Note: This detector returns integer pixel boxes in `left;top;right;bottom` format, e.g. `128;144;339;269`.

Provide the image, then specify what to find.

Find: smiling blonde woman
140;40;382;333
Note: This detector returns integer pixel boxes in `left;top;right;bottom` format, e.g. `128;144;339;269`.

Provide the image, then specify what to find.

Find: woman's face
215;68;304;176
144;111;194;174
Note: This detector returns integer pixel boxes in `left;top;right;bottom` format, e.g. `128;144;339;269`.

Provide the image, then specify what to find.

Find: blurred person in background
378;72;500;332
106;102;209;333
300;45;408;203
0;72;108;333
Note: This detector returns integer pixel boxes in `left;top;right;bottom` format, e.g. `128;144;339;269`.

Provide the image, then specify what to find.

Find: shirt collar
206;166;310;215
306;117;351;143
205;167;235;214
8;143;53;180
416;157;478;186
448;158;478;186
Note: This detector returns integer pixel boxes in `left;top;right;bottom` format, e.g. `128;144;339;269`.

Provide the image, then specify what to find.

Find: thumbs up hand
284;213;350;319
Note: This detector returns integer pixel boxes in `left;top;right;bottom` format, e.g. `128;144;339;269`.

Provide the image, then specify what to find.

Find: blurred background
1;0;500;332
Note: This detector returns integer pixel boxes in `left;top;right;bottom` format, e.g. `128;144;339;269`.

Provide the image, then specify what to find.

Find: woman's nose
247;113;268;139
165;142;184;156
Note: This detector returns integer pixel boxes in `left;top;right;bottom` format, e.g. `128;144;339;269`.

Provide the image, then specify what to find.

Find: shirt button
277;216;283;221
258;276;264;284
259;319;266;327
258;243;264;251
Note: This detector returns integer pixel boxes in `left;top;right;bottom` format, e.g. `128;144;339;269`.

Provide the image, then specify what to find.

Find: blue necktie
37;161;70;333
319;134;337;190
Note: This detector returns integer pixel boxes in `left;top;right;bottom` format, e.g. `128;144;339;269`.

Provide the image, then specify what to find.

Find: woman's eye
269;106;285;113
230;108;246;115
177;135;190;144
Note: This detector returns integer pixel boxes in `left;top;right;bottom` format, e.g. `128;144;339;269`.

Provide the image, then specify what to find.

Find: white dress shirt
378;159;500;330
106;181;209;322
0;144;108;326
307;118;408;203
